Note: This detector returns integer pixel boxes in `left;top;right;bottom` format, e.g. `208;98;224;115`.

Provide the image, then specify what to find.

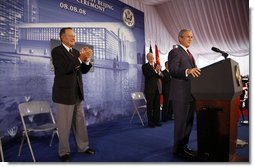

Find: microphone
211;47;223;53
211;47;228;59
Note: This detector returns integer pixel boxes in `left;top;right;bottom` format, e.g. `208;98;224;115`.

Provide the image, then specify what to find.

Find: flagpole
149;40;153;54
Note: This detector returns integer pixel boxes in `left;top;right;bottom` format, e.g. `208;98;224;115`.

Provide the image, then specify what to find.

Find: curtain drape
120;0;176;54
120;0;249;74
156;0;248;57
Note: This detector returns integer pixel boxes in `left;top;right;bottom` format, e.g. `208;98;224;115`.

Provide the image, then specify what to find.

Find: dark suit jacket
162;69;171;96
142;63;163;94
52;44;92;105
168;46;196;102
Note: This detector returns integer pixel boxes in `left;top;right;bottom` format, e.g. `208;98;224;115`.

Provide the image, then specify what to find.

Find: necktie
186;49;193;62
69;48;74;57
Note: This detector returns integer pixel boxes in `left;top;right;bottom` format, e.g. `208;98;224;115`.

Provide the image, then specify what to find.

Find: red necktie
187;49;193;62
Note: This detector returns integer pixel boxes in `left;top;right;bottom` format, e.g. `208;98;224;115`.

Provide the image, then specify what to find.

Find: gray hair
178;29;192;38
146;52;153;58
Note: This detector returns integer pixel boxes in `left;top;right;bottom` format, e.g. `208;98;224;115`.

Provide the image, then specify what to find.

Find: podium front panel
191;59;242;100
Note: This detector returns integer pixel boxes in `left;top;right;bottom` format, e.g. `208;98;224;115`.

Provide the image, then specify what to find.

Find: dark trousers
145;93;160;125
162;93;173;120
172;100;195;152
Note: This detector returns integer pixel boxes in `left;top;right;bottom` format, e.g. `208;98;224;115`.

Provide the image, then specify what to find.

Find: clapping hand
79;47;93;62
155;64;162;73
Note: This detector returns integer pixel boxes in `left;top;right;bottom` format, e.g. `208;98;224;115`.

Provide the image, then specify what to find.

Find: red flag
155;44;163;104
155;44;160;65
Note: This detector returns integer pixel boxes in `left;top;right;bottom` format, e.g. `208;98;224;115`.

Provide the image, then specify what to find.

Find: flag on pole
149;44;153;53
155;44;163;105
155;44;160;65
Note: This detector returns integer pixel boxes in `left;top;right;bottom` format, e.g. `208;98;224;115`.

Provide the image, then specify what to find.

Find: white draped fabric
120;0;175;54
120;0;249;75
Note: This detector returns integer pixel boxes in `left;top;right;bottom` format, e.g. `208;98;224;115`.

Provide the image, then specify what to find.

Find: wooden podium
191;58;243;161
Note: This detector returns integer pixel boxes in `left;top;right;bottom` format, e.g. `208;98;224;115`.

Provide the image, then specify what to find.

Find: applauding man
142;53;164;128
51;27;95;162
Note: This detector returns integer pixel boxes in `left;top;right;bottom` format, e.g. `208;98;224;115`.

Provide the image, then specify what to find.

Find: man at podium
168;29;201;160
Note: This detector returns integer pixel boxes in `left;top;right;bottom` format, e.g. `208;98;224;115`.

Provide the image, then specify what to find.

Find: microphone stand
222;52;229;59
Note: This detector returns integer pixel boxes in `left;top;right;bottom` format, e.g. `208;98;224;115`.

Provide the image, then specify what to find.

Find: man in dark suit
168;29;201;159
52;27;95;162
162;61;173;122
142;52;163;128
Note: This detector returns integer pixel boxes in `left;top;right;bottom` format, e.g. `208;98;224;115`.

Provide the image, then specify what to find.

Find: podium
191;58;243;161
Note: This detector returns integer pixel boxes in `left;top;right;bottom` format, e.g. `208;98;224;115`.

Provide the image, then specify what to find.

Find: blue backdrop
0;0;145;139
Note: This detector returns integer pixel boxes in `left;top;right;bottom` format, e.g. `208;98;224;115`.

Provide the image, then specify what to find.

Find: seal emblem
123;8;135;27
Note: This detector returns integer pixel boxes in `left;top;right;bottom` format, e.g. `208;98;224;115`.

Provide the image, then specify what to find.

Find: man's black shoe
173;148;197;160
183;147;197;156
81;148;96;155
162;119;168;122
59;154;71;162
197;152;210;161
155;123;162;127
148;122;155;128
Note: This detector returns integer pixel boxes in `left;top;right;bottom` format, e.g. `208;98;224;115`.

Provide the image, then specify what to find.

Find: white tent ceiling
138;0;171;5
120;0;249;75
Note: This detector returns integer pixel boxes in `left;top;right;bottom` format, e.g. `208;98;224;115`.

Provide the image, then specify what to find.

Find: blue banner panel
0;0;145;138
